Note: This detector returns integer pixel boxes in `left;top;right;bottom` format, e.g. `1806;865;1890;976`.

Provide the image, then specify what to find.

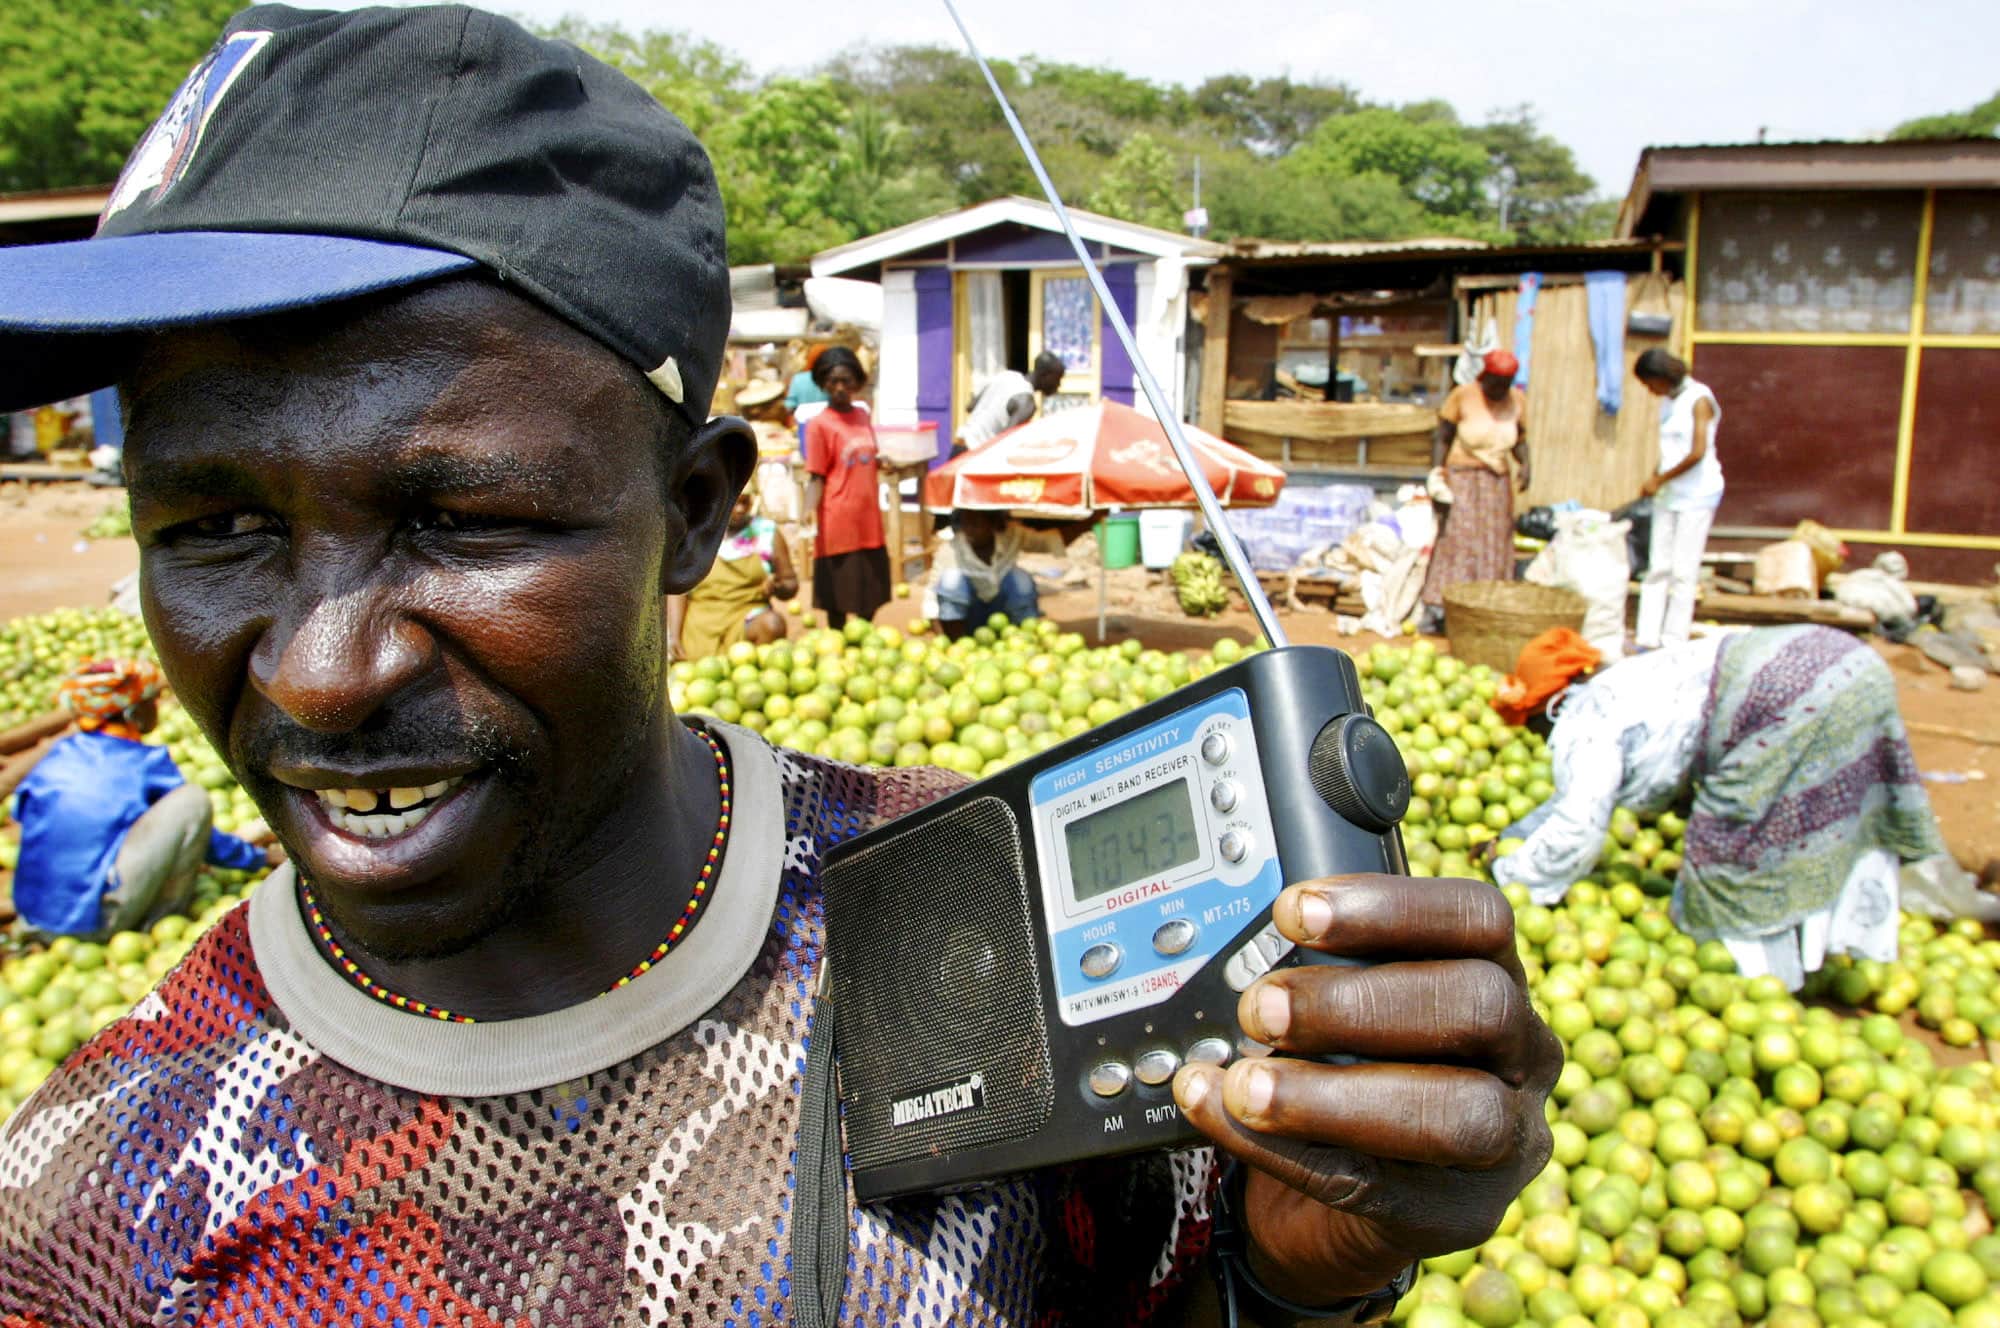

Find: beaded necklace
299;727;731;1024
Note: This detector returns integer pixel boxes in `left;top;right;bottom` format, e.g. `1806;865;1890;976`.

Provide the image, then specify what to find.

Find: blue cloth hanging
1512;273;1541;388
1585;272;1628;415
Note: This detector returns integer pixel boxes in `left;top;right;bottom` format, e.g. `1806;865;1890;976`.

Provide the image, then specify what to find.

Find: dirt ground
3;482;1993;879
0;483;137;621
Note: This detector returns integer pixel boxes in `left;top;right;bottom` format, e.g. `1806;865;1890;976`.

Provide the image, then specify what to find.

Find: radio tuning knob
1308;713;1411;833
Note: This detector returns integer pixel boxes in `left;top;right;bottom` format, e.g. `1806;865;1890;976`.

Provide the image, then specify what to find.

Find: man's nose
249;582;434;733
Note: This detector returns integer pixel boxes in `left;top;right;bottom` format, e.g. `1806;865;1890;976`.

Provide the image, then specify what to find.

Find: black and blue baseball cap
0;3;731;424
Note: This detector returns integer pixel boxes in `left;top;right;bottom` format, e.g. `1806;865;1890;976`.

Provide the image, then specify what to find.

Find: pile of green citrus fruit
0;875;259;1115
3;604;1996;1328
1397;876;2000;1328
669;614;1247;777
0;606;154;729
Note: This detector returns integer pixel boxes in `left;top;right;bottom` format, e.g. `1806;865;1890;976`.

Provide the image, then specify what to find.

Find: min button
1152;919;1198;956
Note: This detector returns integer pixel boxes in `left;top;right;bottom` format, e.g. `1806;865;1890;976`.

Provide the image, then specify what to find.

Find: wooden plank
1222;399;1435;442
0;710;70;758
1697;591;1876;629
1198;268;1233;436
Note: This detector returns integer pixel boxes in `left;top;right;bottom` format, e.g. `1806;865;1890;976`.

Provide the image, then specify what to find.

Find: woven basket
1442;581;1588;673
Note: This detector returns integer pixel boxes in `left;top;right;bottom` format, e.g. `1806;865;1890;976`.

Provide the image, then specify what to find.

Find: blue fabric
9;732;262;935
785;370;827;412
0;232;476;335
1586;271;1628;415
936;568;1040;624
87;387;123;451
1512;273;1542;389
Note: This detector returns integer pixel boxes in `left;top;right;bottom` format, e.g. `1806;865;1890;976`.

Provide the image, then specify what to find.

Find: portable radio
820;643;1410;1201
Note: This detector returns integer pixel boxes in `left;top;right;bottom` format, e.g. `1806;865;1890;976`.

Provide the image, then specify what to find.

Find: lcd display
1063;780;1201;902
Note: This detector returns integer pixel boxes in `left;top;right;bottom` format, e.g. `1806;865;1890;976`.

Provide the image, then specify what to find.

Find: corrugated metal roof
1618;138;2000;237
1218;235;1668;265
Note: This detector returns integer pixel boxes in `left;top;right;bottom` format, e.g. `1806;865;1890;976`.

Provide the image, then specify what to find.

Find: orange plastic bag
1494;627;1603;726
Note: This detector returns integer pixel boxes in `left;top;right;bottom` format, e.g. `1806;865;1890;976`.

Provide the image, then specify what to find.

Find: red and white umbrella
922;400;1286;515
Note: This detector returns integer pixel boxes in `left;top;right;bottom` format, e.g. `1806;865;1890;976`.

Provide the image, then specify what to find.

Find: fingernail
1254;983;1291;1040
1243;1064;1276;1117
1297;891;1334;938
1177;1066;1211;1110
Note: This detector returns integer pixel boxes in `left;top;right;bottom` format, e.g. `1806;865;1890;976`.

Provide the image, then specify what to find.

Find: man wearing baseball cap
0;7;1556;1323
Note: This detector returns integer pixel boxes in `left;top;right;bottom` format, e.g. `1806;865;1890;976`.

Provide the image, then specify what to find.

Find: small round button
1134;1048;1180;1086
1152;918;1198;956
1089;1061;1131;1097
1200;732;1231;766
1185;1036;1233;1068
1209;780;1240;814
1218;830;1250;864
1079;942;1122;980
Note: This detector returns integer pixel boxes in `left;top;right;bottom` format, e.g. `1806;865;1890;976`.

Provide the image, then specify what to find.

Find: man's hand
265;843;288;867
1173;876;1560;1305
1516;467;1531;493
1639;475;1662;499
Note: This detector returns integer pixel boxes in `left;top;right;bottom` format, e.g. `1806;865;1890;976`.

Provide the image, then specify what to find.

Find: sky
436;0;1996;203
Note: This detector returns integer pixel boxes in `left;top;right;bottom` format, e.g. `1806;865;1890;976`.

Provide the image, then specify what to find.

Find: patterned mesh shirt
0;723;1216;1326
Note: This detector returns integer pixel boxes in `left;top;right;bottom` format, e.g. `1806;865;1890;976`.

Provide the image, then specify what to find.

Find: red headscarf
1482;349;1520;380
1494;628;1600;726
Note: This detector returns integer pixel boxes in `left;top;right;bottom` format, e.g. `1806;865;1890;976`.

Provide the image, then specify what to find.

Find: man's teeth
314;778;462;837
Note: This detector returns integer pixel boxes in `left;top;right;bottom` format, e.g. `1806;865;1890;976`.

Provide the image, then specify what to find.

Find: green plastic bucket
1098;513;1141;570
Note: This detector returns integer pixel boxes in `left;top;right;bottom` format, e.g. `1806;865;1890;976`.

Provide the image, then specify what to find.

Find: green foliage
0;2;1609;260
1892;90;2000;141
1085;134;1183;232
0;0;245;193
1290;106;1490;224
1474;107;1615;244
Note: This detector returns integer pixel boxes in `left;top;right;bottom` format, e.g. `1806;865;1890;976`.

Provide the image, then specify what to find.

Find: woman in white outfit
1633;348;1723;649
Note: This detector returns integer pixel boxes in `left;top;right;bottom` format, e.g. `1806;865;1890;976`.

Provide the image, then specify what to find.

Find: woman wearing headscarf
1490;626;1945;990
11;660;280;938
802;346;891;629
1419;349;1530;631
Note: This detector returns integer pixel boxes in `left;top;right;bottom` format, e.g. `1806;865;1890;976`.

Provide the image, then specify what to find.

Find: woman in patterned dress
1491;626;1946;990
1419;349;1530;632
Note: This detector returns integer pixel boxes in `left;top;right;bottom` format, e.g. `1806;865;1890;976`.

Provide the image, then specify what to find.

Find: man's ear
661;415;757;595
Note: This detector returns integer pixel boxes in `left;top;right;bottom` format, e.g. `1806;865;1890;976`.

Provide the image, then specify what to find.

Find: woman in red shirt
803;347;890;629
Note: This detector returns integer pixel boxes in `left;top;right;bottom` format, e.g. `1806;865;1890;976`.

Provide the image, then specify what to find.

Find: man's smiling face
123;279;730;961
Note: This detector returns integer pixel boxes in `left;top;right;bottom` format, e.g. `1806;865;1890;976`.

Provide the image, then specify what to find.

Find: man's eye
416;508;499;532
178;511;280;539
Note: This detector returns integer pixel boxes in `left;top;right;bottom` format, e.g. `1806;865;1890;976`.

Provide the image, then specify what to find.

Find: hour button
1080;943;1122;980
1152;918;1198;956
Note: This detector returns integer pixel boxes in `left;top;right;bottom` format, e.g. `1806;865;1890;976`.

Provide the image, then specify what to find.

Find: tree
1085;133;1183;230
1206;152;1430;243
1473;107;1608;243
1892;91;2000;140
1192;75;1359;156
0;0;246;192
712;79;857;265
1290;106;1490;224
540;19;750;142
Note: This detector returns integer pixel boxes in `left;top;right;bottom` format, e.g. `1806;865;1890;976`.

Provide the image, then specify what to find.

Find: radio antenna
937;0;1288;649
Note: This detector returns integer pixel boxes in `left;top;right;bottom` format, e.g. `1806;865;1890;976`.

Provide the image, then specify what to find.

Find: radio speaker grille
824;796;1053;1172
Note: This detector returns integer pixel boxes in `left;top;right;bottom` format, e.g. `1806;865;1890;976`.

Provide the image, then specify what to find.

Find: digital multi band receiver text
821;644;1411;1201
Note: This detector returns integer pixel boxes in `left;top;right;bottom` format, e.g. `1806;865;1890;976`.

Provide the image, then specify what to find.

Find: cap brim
0;231;479;412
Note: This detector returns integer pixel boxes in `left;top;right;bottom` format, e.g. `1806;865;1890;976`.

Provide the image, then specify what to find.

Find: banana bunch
1170;552;1229;617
